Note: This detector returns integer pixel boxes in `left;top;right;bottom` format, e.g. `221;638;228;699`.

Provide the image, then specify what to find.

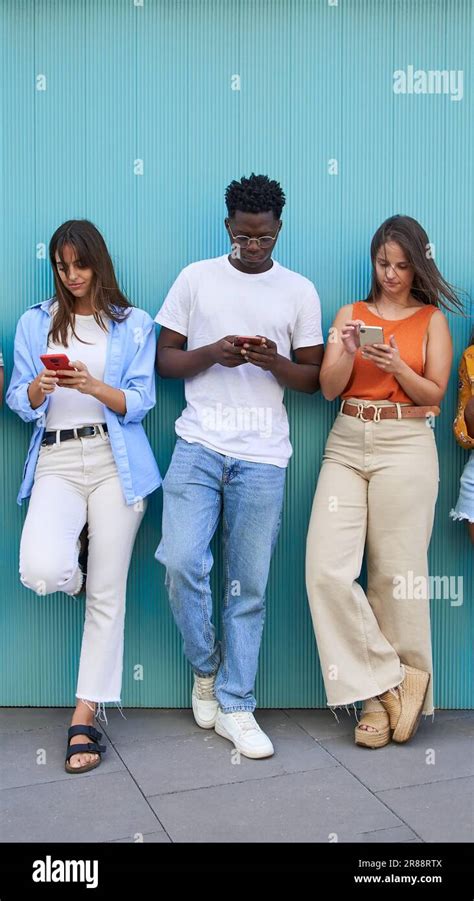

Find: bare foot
68;700;100;768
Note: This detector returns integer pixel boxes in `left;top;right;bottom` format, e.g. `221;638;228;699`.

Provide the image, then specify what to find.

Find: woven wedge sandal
354;710;391;748
377;666;430;743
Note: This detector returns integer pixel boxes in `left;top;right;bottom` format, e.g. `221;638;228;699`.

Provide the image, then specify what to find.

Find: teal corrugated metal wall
1;0;472;708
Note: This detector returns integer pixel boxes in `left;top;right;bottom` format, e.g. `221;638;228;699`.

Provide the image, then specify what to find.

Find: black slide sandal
65;724;107;774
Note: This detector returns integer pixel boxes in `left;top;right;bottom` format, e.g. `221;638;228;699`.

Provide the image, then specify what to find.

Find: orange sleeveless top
341;301;439;404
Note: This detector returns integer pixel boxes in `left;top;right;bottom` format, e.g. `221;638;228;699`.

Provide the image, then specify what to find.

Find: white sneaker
214;709;274;759
192;674;218;729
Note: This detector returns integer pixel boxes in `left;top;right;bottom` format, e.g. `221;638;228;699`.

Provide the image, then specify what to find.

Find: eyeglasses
227;225;280;249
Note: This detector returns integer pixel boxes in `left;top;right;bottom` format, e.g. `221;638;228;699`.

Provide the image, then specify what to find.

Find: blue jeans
155;437;286;712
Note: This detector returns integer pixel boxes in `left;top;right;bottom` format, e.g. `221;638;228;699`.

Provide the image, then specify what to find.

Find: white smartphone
359;325;384;346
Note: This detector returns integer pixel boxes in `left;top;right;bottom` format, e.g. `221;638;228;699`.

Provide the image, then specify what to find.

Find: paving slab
113;712;337;797
2;771;165;843
148;767;405;843
316;716;474;792
1;725;125;790
377;776;474;844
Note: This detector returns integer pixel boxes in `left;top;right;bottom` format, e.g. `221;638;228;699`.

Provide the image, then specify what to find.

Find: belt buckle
83;425;98;438
358;403;381;423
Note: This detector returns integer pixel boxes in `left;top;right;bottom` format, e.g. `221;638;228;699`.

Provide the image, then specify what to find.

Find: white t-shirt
45;307;108;429
155;254;323;467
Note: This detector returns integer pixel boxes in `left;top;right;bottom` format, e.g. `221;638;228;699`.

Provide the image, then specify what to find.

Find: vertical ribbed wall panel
1;0;472;708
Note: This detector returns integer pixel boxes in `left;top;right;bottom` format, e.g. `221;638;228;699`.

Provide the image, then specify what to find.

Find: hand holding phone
359;326;385;347
340;320;364;355
360;331;402;376
40;353;77;373
28;359;63;407
233;336;267;347
239;335;278;371
209;336;251;368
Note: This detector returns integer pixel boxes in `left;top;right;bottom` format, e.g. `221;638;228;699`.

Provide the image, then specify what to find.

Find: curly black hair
225;173;286;219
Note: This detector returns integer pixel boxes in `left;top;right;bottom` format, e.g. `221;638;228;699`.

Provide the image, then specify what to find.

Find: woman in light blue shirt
7;219;161;774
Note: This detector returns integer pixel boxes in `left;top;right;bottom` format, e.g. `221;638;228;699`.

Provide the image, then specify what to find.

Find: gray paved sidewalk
1;707;473;843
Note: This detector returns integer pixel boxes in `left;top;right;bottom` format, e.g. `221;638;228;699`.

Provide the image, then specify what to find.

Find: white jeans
19;430;147;711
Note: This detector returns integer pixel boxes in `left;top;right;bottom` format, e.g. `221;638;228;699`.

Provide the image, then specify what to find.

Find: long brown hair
365;215;465;313
48;220;132;346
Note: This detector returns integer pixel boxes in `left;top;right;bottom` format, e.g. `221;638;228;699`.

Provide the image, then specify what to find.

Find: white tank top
45;307;109;430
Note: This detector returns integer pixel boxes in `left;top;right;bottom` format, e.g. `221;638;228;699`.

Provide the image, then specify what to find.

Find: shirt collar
26;297;55;312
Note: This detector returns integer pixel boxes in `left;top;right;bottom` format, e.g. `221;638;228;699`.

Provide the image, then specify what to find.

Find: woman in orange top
450;331;474;544
306;215;461;749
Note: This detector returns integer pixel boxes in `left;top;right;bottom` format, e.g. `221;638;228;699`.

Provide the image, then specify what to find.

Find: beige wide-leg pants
306;400;439;716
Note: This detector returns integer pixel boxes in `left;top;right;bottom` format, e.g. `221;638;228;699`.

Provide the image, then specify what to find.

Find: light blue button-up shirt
6;298;162;505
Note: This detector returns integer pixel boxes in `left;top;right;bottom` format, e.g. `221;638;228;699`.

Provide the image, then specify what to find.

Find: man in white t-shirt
155;173;324;758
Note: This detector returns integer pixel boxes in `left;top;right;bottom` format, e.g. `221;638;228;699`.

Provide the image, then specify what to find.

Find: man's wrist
204;344;216;366
271;353;286;378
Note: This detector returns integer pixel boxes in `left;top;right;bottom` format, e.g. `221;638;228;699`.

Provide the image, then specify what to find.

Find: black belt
41;424;108;446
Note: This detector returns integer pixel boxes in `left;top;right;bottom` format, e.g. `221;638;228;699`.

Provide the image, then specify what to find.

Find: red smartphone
233;336;266;347
40;353;76;373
